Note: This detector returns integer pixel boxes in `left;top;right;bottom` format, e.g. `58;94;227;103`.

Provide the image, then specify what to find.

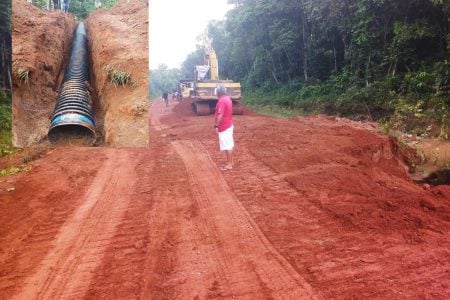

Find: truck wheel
232;103;244;115
196;103;211;115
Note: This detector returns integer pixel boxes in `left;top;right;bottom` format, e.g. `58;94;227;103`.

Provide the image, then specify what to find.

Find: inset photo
12;0;148;147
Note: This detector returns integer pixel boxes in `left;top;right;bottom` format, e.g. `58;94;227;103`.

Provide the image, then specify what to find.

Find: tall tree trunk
266;50;279;84
7;65;11;90
1;40;4;89
283;47;292;65
365;53;371;87
301;9;308;82
333;44;338;73
392;60;397;77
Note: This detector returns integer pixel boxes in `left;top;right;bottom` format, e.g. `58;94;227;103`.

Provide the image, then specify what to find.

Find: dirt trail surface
12;0;75;147
1;99;449;298
86;0;149;147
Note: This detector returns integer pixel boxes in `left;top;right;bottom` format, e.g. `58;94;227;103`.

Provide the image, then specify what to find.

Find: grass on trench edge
0;146;48;177
0;165;31;177
104;65;138;88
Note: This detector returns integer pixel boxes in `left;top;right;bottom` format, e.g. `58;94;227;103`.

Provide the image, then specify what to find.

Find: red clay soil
12;0;75;147
86;0;149;147
0;99;449;298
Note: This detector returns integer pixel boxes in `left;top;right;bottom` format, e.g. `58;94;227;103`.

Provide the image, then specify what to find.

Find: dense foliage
180;45;205;79
69;0;119;19
30;0;120;19
0;0;11;91
0;90;12;155
184;0;449;137
0;0;12;154
149;64;182;99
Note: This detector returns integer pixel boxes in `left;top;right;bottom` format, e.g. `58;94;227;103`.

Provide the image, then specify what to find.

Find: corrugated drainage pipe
48;22;95;144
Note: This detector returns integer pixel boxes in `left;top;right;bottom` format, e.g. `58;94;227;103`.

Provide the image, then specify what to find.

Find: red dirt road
0;99;449;298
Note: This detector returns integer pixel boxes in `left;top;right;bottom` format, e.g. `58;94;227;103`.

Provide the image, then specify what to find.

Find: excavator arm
202;35;219;80
190;34;243;115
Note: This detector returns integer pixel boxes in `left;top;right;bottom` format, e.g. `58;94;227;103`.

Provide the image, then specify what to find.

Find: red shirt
215;95;233;132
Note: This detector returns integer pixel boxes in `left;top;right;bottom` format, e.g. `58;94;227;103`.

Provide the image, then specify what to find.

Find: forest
149;66;181;99
29;0;119;19
0;0;12;154
160;0;448;138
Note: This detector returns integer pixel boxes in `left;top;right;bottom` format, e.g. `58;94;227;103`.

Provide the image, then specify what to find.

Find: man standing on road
214;84;234;171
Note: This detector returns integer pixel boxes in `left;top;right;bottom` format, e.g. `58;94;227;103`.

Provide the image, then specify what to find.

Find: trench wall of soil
86;0;149;147
12;0;76;147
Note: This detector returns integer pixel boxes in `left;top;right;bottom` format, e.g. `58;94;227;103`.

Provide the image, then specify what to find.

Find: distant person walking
62;0;69;13
95;0;102;9
53;0;59;10
214;84;234;171
162;91;169;107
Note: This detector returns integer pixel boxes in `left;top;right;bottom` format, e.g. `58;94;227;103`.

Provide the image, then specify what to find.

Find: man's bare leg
225;149;233;169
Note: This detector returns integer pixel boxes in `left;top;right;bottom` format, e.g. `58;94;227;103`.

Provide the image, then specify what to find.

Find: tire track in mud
150;99;171;132
0;148;107;298
203;140;384;297
84;149;155;299
203;139;450;298
171;140;317;299
141;143;235;299
13;149;137;299
0;194;71;294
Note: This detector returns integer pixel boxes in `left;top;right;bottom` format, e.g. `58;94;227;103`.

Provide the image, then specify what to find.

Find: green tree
149;64;181;99
180;47;204;79
29;0;120;19
186;0;448;136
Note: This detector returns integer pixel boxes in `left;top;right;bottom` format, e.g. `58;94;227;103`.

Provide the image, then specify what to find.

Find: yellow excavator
190;35;243;115
178;79;193;101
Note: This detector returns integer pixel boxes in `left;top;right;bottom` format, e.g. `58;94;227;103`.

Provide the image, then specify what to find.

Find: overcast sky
149;0;233;70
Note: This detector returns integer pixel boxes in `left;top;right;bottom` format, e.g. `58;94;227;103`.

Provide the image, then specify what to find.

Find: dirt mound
12;0;75;147
86;0;148;147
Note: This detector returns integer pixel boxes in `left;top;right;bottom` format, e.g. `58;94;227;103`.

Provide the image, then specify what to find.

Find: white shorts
218;125;234;151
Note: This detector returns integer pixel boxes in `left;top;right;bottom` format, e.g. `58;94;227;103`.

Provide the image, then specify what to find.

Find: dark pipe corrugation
48;22;95;143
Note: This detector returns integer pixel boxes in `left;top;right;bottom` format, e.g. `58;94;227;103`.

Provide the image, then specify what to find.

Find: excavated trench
48;22;104;146
13;0;148;147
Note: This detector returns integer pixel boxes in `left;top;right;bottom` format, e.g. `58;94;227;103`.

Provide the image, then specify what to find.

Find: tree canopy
209;0;447;88
30;0;120;19
149;64;181;99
